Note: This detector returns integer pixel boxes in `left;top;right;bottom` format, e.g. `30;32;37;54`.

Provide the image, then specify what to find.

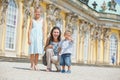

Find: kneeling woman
44;27;61;72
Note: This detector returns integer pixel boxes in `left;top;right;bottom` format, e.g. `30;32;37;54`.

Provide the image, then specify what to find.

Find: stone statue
103;28;111;41
46;4;62;34
92;1;97;9
33;0;42;8
0;0;9;25
66;13;73;32
101;1;107;12
90;25;103;41
108;0;117;11
23;0;33;28
79;21;89;38
66;13;78;33
53;8;63;30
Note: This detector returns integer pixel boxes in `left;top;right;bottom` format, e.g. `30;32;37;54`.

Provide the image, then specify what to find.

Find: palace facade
0;0;120;65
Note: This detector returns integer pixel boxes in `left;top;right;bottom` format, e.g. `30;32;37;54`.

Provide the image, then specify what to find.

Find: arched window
5;0;17;50
110;34;118;64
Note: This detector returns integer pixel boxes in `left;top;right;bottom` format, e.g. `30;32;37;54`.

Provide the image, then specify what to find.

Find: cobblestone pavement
0;61;120;80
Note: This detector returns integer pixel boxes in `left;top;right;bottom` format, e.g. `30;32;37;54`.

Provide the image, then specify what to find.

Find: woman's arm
44;37;53;51
28;19;33;45
42;20;45;44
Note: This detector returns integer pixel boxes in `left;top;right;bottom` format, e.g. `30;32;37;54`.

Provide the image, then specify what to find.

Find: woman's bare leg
35;54;39;70
30;54;35;70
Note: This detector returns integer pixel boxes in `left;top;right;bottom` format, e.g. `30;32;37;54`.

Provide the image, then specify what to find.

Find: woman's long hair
49;26;61;42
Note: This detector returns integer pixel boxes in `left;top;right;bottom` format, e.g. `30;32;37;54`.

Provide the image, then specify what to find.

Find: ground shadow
13;67;31;71
13;67;59;72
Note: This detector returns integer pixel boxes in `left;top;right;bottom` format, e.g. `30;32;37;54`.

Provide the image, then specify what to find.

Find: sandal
30;64;35;70
34;65;39;71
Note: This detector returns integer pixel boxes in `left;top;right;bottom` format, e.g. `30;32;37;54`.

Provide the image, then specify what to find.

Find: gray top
50;41;59;55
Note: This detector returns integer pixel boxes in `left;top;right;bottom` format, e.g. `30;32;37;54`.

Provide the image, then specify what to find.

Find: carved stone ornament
92;1;97;9
79;21;89;38
32;0;43;8
108;0;117;12
54;8;63;30
46;4;62;34
22;0;33;28
66;13;78;33
0;0;9;25
22;0;43;28
103;28;111;41
101;1;107;12
90;25;103;41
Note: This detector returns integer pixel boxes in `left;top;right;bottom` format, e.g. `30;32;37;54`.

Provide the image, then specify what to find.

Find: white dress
29;18;43;54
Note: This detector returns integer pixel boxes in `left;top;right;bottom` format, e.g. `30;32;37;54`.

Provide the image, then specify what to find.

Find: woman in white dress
28;7;44;70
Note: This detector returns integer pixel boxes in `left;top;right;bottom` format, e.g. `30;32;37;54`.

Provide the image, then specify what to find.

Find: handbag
42;52;47;66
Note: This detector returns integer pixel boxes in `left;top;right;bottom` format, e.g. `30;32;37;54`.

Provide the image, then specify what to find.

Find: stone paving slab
0;62;120;80
1;56;120;68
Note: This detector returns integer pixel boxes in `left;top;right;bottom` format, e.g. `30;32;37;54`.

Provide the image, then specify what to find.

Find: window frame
5;0;18;51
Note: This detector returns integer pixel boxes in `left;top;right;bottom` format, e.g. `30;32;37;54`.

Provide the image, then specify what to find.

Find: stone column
103;28;110;64
80;37;84;63
16;1;23;57
0;0;9;56
21;0;33;56
90;25;96;64
40;2;47;46
79;20;85;63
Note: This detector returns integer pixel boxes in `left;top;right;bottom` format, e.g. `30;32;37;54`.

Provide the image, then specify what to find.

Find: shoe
61;70;65;73
66;70;71;73
30;66;35;70
34;65;39;71
30;64;35;70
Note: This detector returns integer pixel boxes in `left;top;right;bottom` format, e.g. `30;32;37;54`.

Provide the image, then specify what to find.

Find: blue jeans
60;53;71;66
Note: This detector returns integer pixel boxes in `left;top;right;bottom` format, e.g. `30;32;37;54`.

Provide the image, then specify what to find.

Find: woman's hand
28;39;31;45
47;45;53;49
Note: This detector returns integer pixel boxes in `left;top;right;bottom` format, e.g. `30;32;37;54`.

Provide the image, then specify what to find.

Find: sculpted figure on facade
23;0;43;28
33;0;42;8
79;21;89;38
53;8;63;30
90;25;103;41
90;25;95;41
66;13;78;33
0;0;9;25
103;28;111;41
46;4;55;34
103;28;111;55
46;4;62;34
79;21;84;38
23;0;33;28
66;13;73;32
94;25;103;41
108;0;117;11
101;1;107;12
